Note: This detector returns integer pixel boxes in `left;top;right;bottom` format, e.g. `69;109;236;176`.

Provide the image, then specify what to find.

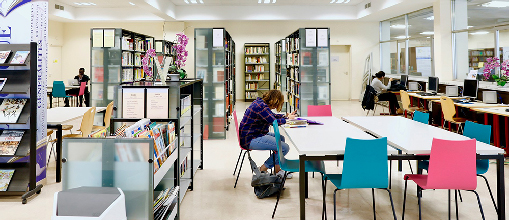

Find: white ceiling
170;0;365;6
55;0;138;8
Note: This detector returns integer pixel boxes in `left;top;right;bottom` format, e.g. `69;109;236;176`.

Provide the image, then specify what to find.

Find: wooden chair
92;101;114;132
63;107;96;138
400;90;425;118
440;96;467;133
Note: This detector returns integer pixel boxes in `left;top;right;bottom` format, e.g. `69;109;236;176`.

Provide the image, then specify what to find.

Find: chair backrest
400;90;411;111
307;105;332;117
463;121;491;144
78;82;86;96
427;138;477;190
104;101;114;129
80;107;96;137
52;81;67;98
233;110;242;148
272;120;288;167
413;111;429;124
439;96;457;122
341;137;388;189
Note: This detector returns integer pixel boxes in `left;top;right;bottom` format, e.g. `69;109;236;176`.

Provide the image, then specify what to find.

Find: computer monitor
400;75;408;88
428;76;439;93
463;79;478;99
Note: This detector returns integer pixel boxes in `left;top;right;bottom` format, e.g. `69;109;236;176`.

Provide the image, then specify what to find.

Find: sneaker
276;170;293;179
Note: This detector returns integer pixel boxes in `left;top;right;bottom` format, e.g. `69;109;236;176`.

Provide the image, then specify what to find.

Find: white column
433;0;454;81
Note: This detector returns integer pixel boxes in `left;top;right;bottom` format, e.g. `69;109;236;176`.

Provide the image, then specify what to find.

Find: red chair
307;105;332;117
402;138;485;220
69;82;86;107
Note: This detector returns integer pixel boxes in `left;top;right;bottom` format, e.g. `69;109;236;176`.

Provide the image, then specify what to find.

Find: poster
122;88;145;118
146;88;168;118
415;47;432;77
305;29;316;47
317;29;328;47
103;29;115;47
212;28;223;48
92;29;103;48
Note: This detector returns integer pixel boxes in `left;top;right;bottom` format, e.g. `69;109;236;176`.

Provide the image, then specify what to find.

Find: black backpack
248;153;283;199
362;85;377;110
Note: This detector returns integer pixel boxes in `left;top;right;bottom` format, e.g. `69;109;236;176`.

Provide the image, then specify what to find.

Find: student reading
64;68;90;107
370;71;403;115
239;90;297;177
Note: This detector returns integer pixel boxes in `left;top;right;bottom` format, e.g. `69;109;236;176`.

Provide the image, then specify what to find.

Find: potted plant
168;32;189;80
483;57;509;86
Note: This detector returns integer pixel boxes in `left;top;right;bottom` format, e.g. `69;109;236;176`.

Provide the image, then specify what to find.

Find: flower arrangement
483;57;509;86
142;48;156;78
171;32;189;79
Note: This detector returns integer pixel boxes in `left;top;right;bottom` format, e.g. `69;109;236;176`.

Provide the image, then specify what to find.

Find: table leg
299;154;306;220
496;154;506;220
410;97;413;107
398;149;402;172
305;172;309;199
494;115;500;147
56;124;62;183
485;113;489;125
505;117;508;156
49;95;53;108
424;100;428;110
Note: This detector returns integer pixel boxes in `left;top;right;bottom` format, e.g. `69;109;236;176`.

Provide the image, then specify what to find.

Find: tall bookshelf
284;28;331;117
195;28;236;139
244;43;270;101
468;48;501;70
0;43;44;204
275;40;287;112
90;28;155;107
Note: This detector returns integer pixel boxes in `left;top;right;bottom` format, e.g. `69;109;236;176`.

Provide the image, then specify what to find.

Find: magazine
0;169;15;191
0;78;7;92
0;51;11;64
9;51;30;64
0;130;24;155
0;99;27;123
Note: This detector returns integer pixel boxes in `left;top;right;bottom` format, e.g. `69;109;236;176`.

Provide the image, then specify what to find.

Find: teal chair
418;120;497;213
271;120;327;219
413;111;429;124
52;81;72;107
323;137;397;220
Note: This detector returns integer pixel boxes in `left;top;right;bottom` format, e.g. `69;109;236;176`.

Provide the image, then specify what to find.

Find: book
0;99;27;123
0;169;15;191
0;78;6;92
9;51;29;64
0;130;24;155
0;51;11;63
286;119;308;128
296;118;323;125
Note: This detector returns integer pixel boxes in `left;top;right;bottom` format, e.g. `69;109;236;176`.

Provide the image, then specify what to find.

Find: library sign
0;0;48;183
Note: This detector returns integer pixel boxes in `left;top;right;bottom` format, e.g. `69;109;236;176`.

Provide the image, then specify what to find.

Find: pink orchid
173;32;189;70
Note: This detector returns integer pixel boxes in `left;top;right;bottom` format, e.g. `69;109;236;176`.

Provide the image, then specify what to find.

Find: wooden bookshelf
244;43;270;101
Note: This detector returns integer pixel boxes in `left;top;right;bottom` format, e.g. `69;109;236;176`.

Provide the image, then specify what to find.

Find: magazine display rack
0;42;44;204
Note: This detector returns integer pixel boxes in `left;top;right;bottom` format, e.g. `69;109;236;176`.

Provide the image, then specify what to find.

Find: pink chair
402;138;485;220
69;82;86;107
307;105;332;117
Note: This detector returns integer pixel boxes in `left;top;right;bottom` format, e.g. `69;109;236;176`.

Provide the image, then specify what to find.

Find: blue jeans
249;132;289;169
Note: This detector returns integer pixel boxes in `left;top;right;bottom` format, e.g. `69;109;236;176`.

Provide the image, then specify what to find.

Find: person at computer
64;68;90;107
239;90;297;178
371;71;403;115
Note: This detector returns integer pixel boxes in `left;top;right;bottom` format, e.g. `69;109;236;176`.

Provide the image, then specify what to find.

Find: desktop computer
400;74;408;88
428;76;439;94
483;91;497;104
408;82;419;91
463;79;478;100
446;86;458;97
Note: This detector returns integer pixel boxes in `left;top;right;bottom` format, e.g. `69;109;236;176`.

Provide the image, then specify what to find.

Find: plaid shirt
239;97;286;149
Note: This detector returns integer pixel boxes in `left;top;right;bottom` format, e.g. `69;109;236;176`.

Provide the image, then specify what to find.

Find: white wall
168;20;380;100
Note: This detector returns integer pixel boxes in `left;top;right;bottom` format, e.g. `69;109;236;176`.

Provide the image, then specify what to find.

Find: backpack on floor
248;153;283;199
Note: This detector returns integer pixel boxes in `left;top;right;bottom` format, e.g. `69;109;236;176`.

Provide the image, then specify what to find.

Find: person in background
239;90;297;178
64;68;90;107
371;71;403;115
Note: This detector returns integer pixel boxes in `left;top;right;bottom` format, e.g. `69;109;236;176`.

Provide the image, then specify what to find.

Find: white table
342;116;505;220
47;107;107;182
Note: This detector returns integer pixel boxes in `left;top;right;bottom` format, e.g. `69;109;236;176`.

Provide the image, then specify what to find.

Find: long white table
47;107;107;182
342;116;505;220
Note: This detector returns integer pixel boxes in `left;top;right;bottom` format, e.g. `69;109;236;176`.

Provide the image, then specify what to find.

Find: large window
453;0;509;80
380;8;434;77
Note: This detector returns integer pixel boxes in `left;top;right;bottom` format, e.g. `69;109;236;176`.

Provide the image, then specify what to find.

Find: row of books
134;68;144;81
287;53;299;66
0;99;27;123
289;81;300;96
245;47;268;54
246;73;265;80
154;186;179;220
180;95;192;116
0;169;14;191
0;50;30;64
288;67;300;82
245;57;267;64
246;65;265;72
246;83;258;90
122;52;133;66
469;50;494;57
180;156;189;177
122;69;133;82
286;37;300;52
0;131;24;156
288;96;300;110
245;92;259;99
121;37;134;50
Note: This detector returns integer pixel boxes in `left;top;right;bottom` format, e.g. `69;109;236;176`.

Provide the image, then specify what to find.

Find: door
330;45;351;100
48;46;62;83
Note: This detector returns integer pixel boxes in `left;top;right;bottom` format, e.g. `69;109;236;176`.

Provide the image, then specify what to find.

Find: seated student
371;71;403;115
64;68;90;107
239;90;297;178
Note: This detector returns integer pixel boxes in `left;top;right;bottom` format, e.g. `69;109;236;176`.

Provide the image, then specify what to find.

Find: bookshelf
283;28;331;117
275;40;287;112
244;43;270;101
154;40;176;80
90;28;155;107
0;43;44;204
195;28;236;139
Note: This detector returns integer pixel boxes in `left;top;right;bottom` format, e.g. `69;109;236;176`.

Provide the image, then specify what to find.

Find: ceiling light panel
424;16;434;20
481;1;509;8
330;0;351;3
74;2;96;6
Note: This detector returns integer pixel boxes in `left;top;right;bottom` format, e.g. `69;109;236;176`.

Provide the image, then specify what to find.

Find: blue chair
418;120;497;213
271;120;327;219
323;137;397;220
52;81;72;107
413;111;429;124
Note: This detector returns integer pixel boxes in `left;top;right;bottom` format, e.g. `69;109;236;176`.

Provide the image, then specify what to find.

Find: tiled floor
1;101;506;219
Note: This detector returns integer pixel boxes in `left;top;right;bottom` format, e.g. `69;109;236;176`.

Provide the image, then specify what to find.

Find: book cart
244;43;270;101
0;42;44;204
194;28;236;139
283;28;331;116
61;79;203;219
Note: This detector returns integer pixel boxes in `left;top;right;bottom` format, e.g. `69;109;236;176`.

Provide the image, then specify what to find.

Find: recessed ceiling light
390;24;407;29
420;31;434;35
184;0;189;3
470;31;490;35
129;2;135;5
467;26;474;29
336;0;345;3
330;0;350;3
394;35;409;39
258;0;275;3
424;16;434;20
185;0;203;4
74;2;96;6
481;1;509;8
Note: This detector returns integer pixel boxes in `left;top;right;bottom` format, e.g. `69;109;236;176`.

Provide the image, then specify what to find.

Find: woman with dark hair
371;71;403;115
239;90;297;177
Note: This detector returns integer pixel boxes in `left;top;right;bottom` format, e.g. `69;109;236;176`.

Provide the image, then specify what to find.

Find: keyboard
417;92;437;96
